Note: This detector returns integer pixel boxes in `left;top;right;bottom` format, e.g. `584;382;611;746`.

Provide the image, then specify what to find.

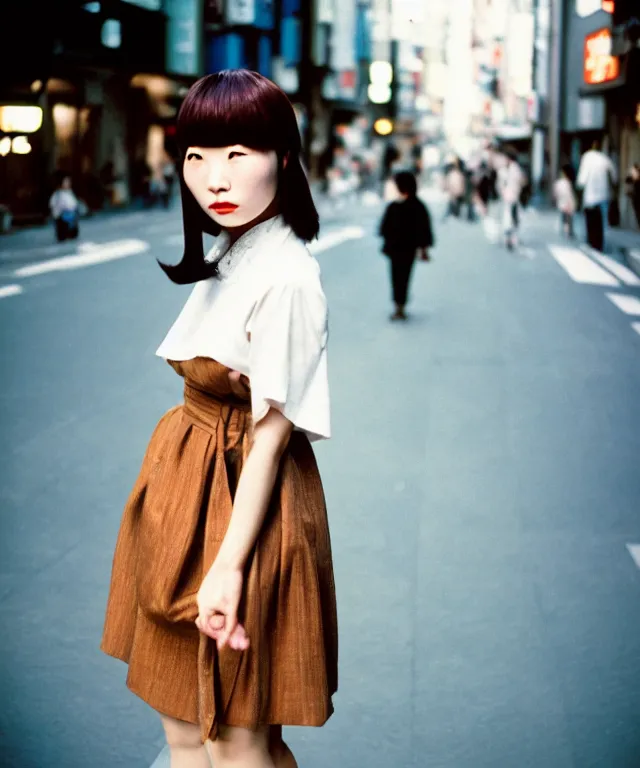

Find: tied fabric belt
141;381;255;742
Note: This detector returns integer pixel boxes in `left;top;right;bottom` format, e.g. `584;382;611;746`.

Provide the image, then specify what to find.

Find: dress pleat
101;357;337;742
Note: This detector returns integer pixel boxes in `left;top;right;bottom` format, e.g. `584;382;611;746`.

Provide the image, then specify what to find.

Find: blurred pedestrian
149;165;168;207
382;141;400;181
553;164;577;239
473;161;492;217
49;174;80;242
498;148;526;250
161;158;177;208
100;70;337;768
379;170;434;321
442;157;466;220
624;162;640;229
410;136;423;178
576;139;617;251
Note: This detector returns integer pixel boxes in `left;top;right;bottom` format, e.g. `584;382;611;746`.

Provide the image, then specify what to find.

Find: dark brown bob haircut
159;70;319;284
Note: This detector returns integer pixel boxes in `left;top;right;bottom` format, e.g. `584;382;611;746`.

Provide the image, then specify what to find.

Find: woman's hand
195;562;249;651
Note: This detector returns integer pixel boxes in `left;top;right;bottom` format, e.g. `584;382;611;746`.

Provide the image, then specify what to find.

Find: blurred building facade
3;0;419;223
558;0;639;228
0;0;203;223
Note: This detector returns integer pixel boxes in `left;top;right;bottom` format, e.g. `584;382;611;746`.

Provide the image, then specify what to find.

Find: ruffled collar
205;215;286;280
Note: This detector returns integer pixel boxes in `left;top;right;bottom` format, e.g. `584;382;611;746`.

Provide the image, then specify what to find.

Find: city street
1;192;640;768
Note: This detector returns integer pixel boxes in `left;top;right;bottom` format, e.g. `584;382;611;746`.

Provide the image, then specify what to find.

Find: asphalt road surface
1;192;640;768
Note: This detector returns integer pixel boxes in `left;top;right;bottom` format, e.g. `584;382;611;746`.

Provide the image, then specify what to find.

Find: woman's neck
225;196;281;246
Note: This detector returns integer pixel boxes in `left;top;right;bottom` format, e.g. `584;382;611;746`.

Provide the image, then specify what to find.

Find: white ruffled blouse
156;215;330;442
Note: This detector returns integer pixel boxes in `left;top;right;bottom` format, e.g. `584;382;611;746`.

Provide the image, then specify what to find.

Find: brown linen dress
101;356;338;742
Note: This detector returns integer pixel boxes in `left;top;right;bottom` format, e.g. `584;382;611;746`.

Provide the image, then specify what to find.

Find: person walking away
379;171;434;321
49;174;80;242
498;149;525;250
576;139;616;251
443;157;466;220
553;164;577;238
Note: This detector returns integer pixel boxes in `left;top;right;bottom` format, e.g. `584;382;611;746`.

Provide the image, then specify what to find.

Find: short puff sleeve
246;278;330;442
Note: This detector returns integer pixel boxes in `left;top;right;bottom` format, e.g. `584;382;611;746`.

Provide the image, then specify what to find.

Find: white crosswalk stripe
632;321;640;336
548;245;620;286
626;544;640;570
0;284;23;299
14;239;150;277
584;247;640;286
605;293;640;316
309;227;365;254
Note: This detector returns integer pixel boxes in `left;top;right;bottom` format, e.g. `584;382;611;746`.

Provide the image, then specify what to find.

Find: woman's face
183;145;279;228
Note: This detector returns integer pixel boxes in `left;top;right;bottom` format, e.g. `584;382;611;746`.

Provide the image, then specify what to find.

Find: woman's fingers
207;614;225;631
228;623;250;651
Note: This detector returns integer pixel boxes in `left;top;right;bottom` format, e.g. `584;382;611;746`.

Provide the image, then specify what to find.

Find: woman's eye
186;152;202;161
229;151;246;159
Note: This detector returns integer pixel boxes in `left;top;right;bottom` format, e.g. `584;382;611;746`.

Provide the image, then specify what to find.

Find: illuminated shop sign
584;28;620;85
0;106;43;133
576;0;614;16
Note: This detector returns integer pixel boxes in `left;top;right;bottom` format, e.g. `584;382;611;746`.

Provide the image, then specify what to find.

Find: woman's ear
282;153;289;170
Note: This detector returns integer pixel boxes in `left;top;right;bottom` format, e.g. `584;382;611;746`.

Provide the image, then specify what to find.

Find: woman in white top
101;70;338;768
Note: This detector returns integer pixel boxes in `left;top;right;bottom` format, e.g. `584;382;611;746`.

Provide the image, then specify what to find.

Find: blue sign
165;0;202;76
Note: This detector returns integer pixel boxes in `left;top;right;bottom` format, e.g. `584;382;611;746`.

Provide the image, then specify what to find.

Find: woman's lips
209;203;238;215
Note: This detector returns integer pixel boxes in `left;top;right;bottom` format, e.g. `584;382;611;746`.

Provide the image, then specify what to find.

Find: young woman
379;171;433;321
101;70;338;768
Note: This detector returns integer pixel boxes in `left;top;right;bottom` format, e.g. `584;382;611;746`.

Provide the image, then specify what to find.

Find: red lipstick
209;202;238;215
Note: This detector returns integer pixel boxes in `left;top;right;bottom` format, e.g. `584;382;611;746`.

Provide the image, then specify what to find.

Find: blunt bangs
159;70;319;285
176;70;301;156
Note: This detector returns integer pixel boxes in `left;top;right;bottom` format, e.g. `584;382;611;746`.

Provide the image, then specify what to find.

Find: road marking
142;223;180;235
605;293;640;316
548;245;620;286
584;247;640;286
14;239;150;277
150;747;169;768
0;284;23;299
626;544;640;570
632;322;640;336
309;226;365;255
519;246;536;259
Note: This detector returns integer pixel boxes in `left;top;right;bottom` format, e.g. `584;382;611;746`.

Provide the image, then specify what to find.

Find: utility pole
548;0;563;191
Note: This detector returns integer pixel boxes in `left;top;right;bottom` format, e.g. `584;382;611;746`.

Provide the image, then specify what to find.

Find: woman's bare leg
268;726;298;768
160;714;212;768
207;724;275;768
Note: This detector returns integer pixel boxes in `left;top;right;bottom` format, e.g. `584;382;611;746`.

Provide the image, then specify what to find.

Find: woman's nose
207;165;230;194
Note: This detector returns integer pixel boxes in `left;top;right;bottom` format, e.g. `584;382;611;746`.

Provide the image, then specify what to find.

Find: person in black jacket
379;171;434;321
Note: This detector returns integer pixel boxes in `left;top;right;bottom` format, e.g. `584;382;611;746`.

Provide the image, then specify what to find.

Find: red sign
584;29;620;85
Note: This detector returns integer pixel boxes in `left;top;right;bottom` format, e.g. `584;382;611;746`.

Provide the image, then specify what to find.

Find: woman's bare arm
216;407;293;570
196;406;293;649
